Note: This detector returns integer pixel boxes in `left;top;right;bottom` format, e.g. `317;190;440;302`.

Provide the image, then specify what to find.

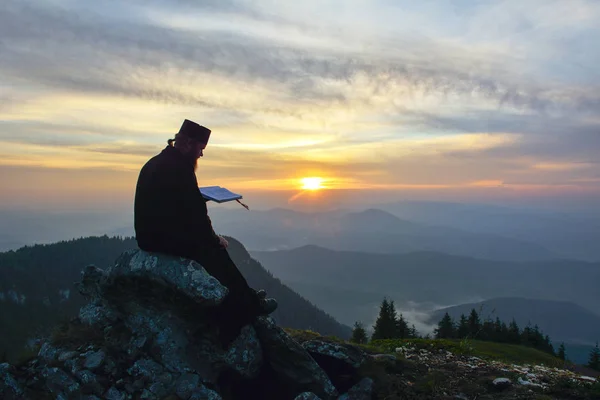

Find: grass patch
414;370;449;397
371;338;563;367
284;328;346;345
284;328;324;342
468;341;562;367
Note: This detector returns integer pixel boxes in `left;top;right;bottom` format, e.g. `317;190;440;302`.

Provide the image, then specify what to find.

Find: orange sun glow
300;177;324;190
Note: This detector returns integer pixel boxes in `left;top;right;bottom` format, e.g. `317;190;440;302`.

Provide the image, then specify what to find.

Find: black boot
258;298;278;315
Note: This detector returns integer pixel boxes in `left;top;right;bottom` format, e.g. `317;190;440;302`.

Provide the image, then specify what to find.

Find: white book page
199;186;242;202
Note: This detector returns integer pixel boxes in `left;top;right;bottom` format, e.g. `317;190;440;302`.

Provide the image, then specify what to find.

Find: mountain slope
0;236;350;361
208;207;559;262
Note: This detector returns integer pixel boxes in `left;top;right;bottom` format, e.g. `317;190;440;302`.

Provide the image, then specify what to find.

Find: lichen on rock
302;340;366;369
107;249;229;307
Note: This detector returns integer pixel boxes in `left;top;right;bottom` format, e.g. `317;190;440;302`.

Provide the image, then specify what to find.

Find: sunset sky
1;0;599;211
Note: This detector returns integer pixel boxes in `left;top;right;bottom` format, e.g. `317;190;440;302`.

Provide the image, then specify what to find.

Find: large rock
302;341;366;370
302;340;365;393
0;249;371;399
106;249;229;307
254;317;338;400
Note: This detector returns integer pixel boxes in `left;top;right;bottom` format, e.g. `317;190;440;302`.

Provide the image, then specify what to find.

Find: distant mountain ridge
209;207;559;262
0;236;350;361
376;201;600;262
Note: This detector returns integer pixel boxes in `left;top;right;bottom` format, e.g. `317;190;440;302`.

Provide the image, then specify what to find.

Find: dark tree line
352;299;600;368
350;297;419;344
435;310;555;355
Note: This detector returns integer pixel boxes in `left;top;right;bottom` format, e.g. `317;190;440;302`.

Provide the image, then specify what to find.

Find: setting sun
301;177;324;190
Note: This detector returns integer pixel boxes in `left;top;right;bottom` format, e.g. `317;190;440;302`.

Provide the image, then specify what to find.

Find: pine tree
521;324;533;347
544;335;554;355
396;313;409;339
468;309;481;338
350;322;368;344
371;298;397;340
457;314;469;338
531;325;542;349
557;343;566;361
588;342;600;371
408;324;419;339
481;319;495;341
435;312;455;339
508;319;520;344
494;317;503;342
388;300;400;338
500;322;509;343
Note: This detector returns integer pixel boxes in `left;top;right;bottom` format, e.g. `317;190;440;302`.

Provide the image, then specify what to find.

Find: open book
199;186;250;210
199;186;242;203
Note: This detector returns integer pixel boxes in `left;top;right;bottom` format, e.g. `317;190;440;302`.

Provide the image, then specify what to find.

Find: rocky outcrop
0;249;373;400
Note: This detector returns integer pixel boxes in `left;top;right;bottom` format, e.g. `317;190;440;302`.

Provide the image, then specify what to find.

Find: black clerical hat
178;119;211;144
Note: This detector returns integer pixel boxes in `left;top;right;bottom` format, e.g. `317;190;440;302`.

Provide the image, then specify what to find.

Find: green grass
371;338;564;368
284;328;346;345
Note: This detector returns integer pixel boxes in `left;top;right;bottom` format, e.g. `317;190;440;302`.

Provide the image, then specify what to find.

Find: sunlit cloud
469;180;505;188
532;162;596;171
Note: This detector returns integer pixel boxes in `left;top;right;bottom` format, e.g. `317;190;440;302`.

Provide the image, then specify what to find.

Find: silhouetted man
134;119;277;345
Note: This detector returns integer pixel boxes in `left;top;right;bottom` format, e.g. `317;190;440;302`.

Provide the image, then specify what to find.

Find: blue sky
1;0;599;210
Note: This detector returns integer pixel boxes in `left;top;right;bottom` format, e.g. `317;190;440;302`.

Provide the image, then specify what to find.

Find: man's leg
199;247;258;303
193;247;263;345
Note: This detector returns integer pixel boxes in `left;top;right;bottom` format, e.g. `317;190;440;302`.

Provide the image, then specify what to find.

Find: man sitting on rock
134;119;277;345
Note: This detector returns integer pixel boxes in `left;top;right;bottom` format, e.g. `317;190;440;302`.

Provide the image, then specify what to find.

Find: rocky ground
0;248;598;399
364;341;599;399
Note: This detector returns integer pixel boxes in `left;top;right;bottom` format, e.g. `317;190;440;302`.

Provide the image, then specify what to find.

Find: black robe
134;145;221;255
134;146;261;344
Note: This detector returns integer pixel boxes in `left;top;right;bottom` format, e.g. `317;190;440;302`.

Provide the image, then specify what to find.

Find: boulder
303;341;366;369
492;377;512;391
254;317;338;399
106;249;229;307
302;340;365;393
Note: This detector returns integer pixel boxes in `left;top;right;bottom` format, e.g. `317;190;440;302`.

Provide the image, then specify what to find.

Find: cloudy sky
1;0;599;211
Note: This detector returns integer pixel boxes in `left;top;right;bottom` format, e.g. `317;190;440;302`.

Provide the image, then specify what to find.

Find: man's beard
181;150;199;170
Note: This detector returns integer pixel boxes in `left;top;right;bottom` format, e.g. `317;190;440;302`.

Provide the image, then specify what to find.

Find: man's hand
218;235;229;248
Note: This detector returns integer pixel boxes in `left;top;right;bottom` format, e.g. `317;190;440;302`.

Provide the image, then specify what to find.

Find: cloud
532;162;597;172
3;0;598;117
